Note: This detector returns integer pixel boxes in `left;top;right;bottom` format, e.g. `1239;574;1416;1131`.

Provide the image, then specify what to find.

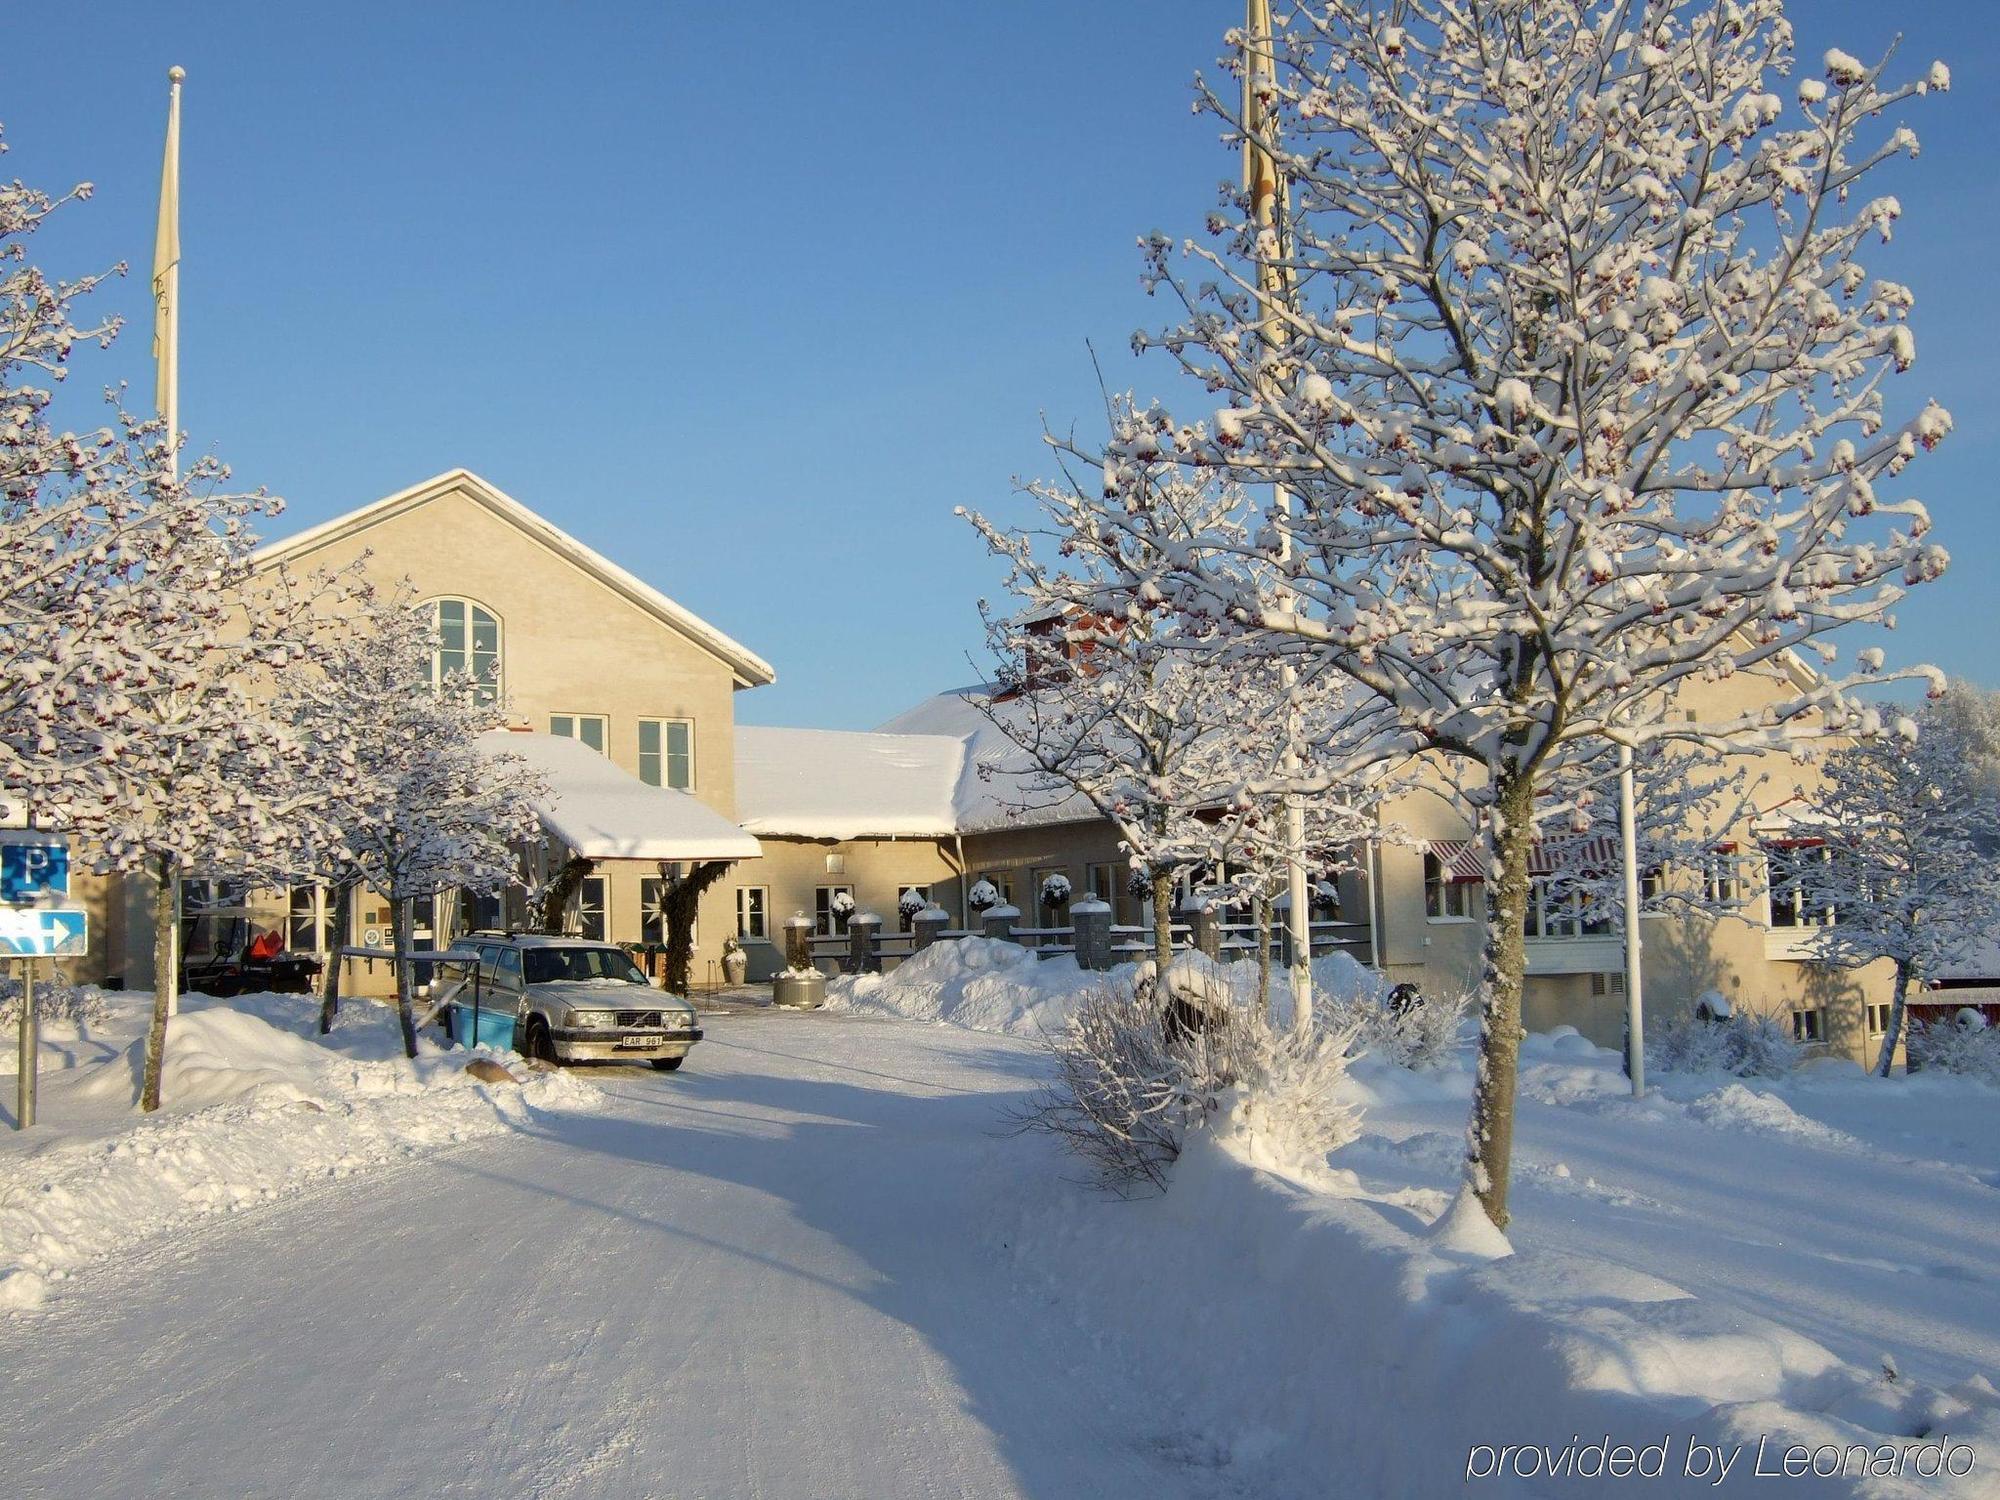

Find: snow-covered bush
1907;1011;2000;1084
0;974;112;1029
1016;953;1361;1193
1039;872;1072;909
896;889;929;923
828;889;857;921
1649;1008;1801;1079
967;879;1000;913
1331;985;1470;1071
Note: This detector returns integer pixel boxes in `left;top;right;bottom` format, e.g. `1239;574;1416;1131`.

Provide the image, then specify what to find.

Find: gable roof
256;469;776;689
734;726;965;840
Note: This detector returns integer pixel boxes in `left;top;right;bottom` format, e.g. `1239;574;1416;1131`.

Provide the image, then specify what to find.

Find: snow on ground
0;988;597;1313
5;965;1999;1495
831;947;2000;1495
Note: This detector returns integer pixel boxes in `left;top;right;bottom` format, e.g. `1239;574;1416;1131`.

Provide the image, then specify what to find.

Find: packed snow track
0;1013;1202;1500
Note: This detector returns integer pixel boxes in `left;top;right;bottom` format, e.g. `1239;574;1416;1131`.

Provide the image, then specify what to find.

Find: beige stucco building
66;468;1903;1062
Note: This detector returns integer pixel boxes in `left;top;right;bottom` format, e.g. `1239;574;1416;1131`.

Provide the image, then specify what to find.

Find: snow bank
1;992;598;1313
1004;1134;1999;1497
828;938;1386;1040
829;938;1085;1035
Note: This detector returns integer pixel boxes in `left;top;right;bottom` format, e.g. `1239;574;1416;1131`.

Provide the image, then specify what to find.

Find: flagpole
154;66;183;1014
1242;2;1314;1029
155;66;184;485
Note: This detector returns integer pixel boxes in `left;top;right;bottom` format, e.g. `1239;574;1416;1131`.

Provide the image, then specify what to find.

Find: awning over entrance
1428;835;1621;881
478;731;763;862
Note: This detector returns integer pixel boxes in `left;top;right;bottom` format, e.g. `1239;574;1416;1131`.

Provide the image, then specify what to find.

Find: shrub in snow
896;889;929;922
1016;953;1361;1193
829;889;857;920
1649;1007;1801;1079
1329;984;1471;1070
1039;872;1072;909
1907;1012;2000;1084
967;879;1000;913
0;974;112;1029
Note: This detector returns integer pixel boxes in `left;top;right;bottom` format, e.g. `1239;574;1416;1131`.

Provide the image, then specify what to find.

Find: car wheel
527;1019;557;1066
650;1057;683;1072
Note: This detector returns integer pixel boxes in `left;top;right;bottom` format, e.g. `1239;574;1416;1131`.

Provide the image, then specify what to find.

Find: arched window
430;598;501;701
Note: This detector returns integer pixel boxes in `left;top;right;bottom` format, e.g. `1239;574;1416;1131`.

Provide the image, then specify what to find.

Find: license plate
616;1035;656;1049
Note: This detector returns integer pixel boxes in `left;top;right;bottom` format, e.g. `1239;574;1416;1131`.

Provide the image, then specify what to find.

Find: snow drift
0;992;597;1313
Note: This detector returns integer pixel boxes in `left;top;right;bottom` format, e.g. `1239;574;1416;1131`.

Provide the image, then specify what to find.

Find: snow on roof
478;731;762;862
876;686;1102;835
1938;938;2000;984
257;470;776;689
734;726;964;840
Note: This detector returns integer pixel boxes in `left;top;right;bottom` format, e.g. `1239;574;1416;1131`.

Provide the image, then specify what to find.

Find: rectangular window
815;884;854;938
576;876;607;942
897;884;933;931
460;888;503;935
1086;863;1119;904
639;718;694;790
1791;1007;1824;1043
287;884;328;953
1424;853;1478;920
736;886;769;941
550;714;607;754
1766;843;1838;929
976;872;1016;910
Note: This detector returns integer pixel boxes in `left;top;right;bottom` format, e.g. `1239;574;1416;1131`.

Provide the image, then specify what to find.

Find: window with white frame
1522;877;1613;939
1791;1006;1824;1043
897;884;933;931
1423;852;1479;920
736;886;769;941
1764;841;1851;929
642;869;699;949
1086;862;1120;910
1866;1002;1895;1035
287;884;333;954
639;718;694;790
815;884;854;937
431;598;501;701
550;714;608;754
1703;845;1754;906
977;872;1016;910
576;876;607;942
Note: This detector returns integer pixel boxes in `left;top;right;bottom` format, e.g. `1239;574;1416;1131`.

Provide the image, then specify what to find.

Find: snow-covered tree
964;442;1391;999
278;586;545;1057
1047;2;1952;1226
1793;695;2000;1075
0;126;345;1111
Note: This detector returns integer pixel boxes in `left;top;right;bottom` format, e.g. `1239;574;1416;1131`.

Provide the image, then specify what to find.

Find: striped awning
1429;836;1621;882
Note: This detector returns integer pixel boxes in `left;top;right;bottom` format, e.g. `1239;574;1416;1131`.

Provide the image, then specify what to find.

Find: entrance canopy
478;731;762;863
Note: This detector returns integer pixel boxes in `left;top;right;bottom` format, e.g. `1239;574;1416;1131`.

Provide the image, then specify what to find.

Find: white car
440;934;702;1071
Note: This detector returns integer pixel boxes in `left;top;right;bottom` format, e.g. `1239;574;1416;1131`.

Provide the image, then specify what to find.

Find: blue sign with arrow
0;908;88;957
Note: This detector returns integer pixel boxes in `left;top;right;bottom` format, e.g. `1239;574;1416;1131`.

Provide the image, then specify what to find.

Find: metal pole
16;959;36;1129
1618;742;1646;1097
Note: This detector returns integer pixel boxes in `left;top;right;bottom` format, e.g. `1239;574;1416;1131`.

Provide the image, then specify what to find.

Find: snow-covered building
852;666;1921;1068
60;469;1916;1059
74;469;780;994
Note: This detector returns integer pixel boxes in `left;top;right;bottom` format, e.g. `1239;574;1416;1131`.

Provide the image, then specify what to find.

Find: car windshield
523;946;648;987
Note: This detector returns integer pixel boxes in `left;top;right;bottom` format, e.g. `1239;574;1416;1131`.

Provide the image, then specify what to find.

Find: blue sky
7;1;1995;728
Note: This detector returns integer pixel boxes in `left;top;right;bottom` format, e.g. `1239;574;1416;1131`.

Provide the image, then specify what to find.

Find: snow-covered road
0;1014;1179;1500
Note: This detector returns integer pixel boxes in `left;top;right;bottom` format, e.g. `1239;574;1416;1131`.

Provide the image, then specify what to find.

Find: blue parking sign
1;840;69;904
